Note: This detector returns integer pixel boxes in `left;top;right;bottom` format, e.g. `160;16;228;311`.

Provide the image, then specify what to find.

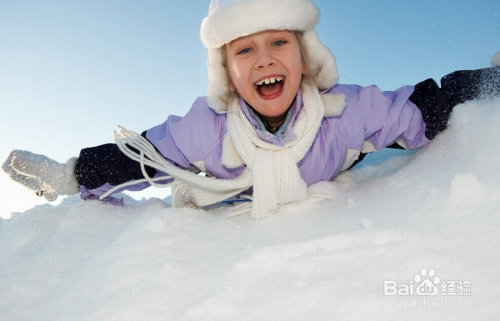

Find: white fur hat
200;0;340;113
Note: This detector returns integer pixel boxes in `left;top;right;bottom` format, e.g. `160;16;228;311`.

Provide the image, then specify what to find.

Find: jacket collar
239;88;303;147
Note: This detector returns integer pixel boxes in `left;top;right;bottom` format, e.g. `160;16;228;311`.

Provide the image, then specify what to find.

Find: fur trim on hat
201;0;320;49
206;47;233;113
301;29;339;90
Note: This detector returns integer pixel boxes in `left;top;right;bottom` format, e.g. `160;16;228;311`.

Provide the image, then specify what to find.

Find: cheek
228;60;246;82
227;63;251;93
295;55;305;76
285;51;304;80
226;62;239;90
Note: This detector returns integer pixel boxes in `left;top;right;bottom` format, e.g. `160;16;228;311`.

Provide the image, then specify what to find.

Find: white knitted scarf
102;78;337;219
224;77;324;218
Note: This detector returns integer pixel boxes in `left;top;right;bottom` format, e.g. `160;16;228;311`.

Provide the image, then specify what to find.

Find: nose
254;47;276;69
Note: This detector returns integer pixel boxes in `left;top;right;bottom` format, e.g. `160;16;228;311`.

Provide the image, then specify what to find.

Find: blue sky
1;0;499;217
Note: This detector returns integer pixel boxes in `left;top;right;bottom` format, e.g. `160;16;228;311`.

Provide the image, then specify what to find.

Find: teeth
256;76;283;86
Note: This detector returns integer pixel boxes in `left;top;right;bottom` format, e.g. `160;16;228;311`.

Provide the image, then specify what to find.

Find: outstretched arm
331;60;499;171
2;97;225;203
3;133;165;202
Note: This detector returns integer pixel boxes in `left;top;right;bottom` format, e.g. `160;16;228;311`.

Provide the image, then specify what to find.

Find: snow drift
1;98;499;321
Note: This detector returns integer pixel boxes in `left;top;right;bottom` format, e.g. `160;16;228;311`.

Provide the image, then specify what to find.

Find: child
3;0;500;219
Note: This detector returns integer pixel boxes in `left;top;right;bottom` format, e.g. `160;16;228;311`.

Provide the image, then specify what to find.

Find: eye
272;40;286;47
237;48;252;55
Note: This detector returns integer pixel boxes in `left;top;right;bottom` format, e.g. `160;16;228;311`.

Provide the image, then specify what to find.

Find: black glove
409;67;500;140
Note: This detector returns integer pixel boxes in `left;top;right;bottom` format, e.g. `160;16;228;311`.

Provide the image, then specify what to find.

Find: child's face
225;30;305;126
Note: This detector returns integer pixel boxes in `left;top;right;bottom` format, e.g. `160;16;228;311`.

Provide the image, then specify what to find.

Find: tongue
258;82;282;96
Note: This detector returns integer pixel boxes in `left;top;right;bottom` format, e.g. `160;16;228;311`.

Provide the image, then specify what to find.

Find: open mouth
254;76;285;100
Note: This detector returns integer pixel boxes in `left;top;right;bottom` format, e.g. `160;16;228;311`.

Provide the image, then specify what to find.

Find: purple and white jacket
76;82;434;204
148;84;429;181
76;66;500;203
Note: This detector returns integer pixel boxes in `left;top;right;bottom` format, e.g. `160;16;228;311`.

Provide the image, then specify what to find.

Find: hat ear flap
302;29;339;90
207;47;232;113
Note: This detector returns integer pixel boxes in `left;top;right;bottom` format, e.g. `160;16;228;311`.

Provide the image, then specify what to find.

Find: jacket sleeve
75;135;157;191
74;132;169;203
330;84;430;152
74;97;226;202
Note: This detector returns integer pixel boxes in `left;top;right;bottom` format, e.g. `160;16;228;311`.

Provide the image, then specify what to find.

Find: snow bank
1;98;500;320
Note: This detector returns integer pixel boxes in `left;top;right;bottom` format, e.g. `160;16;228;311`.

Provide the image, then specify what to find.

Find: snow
1;98;500;320
492;51;500;67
